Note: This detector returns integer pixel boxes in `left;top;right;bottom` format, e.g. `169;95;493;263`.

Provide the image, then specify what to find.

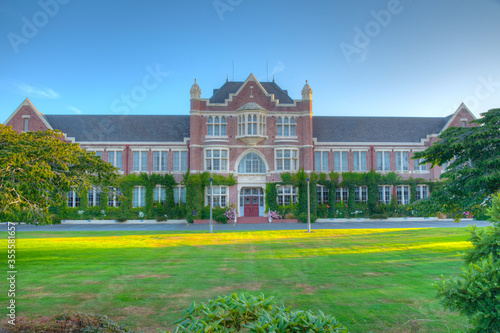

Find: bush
159;292;348;333
156;216;168;222
116;217;127;222
7;311;134;333
297;212;317;224
284;212;296;219
370;214;388;219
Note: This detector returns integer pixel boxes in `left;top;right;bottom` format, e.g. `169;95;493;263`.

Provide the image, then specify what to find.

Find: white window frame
317;185;329;205
315;151;329;172
275;148;298;172
108;187;121;207
378;185;391;205
277;116;296;137
132;186;146;208
133;150;148;173
153;151;168;172
238;113;266;136
395;151;410;172
173;150;188;172
377;151;391;172
354;186;368;204
336;187;349;203
207;116;227;137
277;185;298;206
87;186;101;207
67;189;80;208
107;150;123;172
205;186;228;208
414;158;428;172
238;152;267;174
416;185;429;200
334;151;349;172
174;186;186;205
205;148;228;172
353;151;367;172
396;185;410;205
153;185;166;204
22;115;30;132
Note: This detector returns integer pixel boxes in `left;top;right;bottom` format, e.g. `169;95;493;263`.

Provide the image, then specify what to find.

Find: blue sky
1;0;499;122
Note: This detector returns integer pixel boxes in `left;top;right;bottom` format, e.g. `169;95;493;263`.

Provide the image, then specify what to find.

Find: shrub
370;213;388;219
297;212;317;223
284;212;295;219
159;292;348;333
116;217;127;222
7;311;134;333
156;216;168;222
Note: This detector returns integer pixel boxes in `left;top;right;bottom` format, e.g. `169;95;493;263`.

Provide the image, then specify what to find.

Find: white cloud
272;61;285;76
16;84;60;99
68;105;82;114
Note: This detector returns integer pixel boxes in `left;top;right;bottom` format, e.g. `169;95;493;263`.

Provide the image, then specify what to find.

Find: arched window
238;152;266;174
207;116;213;136
277;116;296;137
207;115;226;136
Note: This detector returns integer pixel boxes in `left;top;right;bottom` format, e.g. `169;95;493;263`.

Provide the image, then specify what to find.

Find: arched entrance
240;187;265;217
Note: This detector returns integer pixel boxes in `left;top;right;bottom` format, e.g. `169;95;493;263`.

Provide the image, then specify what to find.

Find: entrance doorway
240;187;264;217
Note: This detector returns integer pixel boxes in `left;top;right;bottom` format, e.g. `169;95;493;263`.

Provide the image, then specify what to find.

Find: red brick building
4;73;476;216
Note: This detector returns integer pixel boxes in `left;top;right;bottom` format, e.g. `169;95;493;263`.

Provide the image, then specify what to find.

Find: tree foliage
413;108;500;217
0;125;117;224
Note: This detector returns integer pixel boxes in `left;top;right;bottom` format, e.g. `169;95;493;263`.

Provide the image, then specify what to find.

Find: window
395;151;409;172
173;151;188;172
205;149;228;172
277;185;298;206
276;149;298;172
132;186;146;208
207;116;226;136
414;158;427;172
336;187;348;203
378;186;391;205
315;151;329;172
133;151;148;172
95;151;103;160
396;185;410;205
461;120;467;128
238;152;266;174
153;185;166;204
238;113;266;136
67;190;80;208
173;186;186;205
377;151;391;171
353;151;367;171
87;187;101;207
108;151;123;172
277;116;296;137
108;187;121;207
355;186;368;204
205;186;228;208
317;185;329;205
416;185;429;200
153;151;168;172
334;152;348;172
24;118;29;132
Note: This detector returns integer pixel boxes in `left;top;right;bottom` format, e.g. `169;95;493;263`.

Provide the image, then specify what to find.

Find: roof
43;115;190;142
313;115;452;143
209;81;294;104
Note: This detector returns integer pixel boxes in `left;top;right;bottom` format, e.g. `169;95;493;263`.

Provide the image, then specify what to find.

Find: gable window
395;151;409;172
277;116;296;137
396;185;410;205
24;118;29;132
67;190;80;208
378;185;391;205
353;151;367;171
173;151;188;172
87;187;101;207
108;150;123;172
315;151;329;172
377;151;391;171
277;185;298;206
276;149;298;172
205;149;228;172
355;186;368;204
336;187;348;203
205;186;228;208
416;185;429;200
317;185;329;205
414;158;427;172
108;187;121;207
334;151;348;172
174;186;186;205
153;185;166;204
133;151;148;172
238;152;266;174
153;151;168;172
207;116;226;136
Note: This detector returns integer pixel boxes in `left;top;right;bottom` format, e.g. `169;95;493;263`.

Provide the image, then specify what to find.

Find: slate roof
313;115;452;143
209;81;294;104
44;115;190;142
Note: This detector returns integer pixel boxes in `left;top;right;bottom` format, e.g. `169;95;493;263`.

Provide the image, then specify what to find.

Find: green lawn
1;228;471;332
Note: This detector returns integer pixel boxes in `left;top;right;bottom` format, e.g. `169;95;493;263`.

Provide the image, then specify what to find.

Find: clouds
16;84;60;99
272;61;285;76
68;105;82;114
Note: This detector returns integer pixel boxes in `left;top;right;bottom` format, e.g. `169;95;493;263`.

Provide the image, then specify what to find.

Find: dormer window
207;116;226;136
277;116;296;137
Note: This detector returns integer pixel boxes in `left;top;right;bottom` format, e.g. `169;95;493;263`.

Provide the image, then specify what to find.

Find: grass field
1;228;471;332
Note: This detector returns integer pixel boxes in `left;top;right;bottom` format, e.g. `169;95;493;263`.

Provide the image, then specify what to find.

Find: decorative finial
226;74;229;82
273;74;275;82
190;78;201;99
301;80;312;101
